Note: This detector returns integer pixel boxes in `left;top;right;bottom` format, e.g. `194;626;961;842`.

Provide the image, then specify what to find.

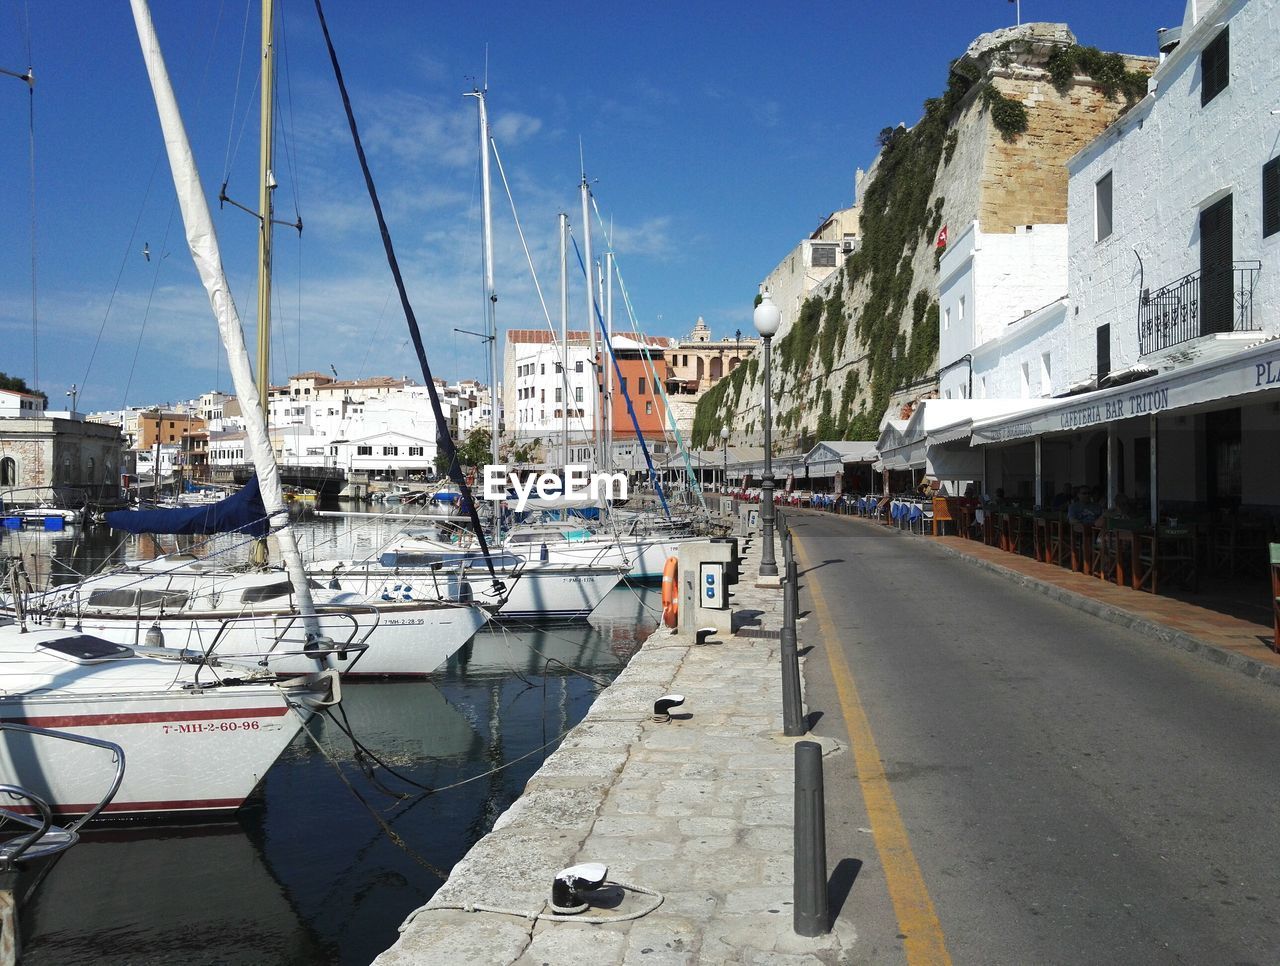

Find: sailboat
0;0;367;821
305;85;627;621
0;0;492;677
489;174;714;581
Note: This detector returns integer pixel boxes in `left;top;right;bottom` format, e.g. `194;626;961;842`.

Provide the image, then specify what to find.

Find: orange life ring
661;556;679;628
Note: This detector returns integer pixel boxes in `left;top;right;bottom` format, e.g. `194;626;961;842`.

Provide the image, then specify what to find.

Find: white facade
938;220;1069;400
1065;0;1280;385
0;390;45;418
760;234;851;341
968;299;1071;401
503;332;598;450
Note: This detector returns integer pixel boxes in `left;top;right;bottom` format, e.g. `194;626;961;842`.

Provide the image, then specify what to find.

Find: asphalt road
790;511;1280;966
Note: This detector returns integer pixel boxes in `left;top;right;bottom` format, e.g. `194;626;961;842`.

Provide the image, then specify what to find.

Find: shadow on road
828;857;863;922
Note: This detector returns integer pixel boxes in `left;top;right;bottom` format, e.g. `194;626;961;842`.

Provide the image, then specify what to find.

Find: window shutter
1096;324;1111;383
1201;27;1229;105
1264;157;1280;239
1200;194;1234;334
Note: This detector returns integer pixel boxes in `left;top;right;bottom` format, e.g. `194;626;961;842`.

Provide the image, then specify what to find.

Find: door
1200;195;1233;334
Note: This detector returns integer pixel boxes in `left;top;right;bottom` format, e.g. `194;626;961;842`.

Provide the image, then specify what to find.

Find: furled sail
105;476;268;537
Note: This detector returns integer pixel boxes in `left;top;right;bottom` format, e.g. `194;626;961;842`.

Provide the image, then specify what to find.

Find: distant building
0;389;124;506
759;203;861;341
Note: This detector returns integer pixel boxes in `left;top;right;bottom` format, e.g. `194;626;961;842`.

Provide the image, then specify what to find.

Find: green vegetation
0;371;46;404
775;296;823;376
1046;44;1149;102
817;280;845;375
981;84;1028;138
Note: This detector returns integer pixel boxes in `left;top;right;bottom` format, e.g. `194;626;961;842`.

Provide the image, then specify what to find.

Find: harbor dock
375;525;856;965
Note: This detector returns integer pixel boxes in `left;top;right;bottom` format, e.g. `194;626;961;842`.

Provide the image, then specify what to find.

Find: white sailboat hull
42;602;486;677
0;624;329;819
5;563;489;677
314;561;623;623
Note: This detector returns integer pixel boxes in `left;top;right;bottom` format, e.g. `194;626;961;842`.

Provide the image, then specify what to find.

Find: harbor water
1;514;660;965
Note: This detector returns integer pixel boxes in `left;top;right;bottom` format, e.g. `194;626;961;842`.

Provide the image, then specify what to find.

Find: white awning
970;335;1280;445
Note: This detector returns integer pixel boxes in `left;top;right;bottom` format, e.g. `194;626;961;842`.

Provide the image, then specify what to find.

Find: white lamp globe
753;291;781;337
720;427;730;441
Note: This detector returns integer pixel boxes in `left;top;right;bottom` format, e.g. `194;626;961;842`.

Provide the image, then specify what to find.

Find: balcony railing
1138;260;1261;356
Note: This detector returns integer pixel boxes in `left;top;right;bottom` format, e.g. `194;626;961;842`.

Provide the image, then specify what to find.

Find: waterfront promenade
376;527;856;964
379;506;1280;964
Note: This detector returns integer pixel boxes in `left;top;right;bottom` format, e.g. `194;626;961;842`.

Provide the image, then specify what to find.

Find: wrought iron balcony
1138;260;1261;356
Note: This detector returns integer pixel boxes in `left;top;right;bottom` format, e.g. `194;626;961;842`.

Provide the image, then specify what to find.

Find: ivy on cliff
1046;45;1149;103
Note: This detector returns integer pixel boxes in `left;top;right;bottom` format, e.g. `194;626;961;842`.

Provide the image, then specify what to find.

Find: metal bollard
779;540;805;738
794;740;830;936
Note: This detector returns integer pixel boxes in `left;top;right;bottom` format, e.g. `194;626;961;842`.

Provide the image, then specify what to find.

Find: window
575;361;584;373
1095;172;1113;241
1040;352;1052;396
0;457;15;486
620;377;627;393
555;387;562;402
575;388;583;403
540;390;545;403
944;307;950;331
383;446;398;456
1096;324;1111;382
645;401;652;415
811;245;836;267
556;362;563;373
357;445;372;456
958;296;965;321
1020;362;1030;399
540;364;545;375
409;446;424;457
1264;156;1280;239
638;377;646;395
1201;26;1229;106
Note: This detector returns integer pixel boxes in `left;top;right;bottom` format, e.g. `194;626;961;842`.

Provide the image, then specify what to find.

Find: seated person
1067;486;1101;526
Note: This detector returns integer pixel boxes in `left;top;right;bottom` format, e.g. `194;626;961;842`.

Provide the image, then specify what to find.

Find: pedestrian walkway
804;509;1280;687
376;528;854;965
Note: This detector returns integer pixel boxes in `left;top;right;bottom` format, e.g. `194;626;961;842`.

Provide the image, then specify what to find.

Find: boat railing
184;608;376;675
0;723;126;863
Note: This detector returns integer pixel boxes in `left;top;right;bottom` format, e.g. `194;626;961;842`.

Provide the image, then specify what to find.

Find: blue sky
0;1;1184;413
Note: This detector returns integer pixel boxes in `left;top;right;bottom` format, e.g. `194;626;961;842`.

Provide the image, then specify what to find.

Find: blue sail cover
105;476;270;537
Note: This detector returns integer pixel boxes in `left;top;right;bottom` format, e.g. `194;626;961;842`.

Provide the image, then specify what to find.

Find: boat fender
661;556;679;628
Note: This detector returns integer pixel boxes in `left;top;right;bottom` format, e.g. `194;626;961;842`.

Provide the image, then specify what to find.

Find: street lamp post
754;291;781;577
720;426;729;495
66;384;78;415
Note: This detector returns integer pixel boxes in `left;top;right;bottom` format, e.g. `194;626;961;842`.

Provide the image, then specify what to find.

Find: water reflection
14;515;660;965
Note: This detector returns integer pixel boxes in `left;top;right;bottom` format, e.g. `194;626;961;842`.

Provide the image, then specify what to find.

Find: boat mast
559;211;569;470
579;174;597;468
603;252;613;472
468;86;502;541
128;0;323;643
247;0;278;567
255;0;276;421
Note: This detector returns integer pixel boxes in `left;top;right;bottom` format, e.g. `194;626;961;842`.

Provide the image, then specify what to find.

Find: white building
961;0;1280;513
760;203;860;340
937;221;1069;401
503;329;599;464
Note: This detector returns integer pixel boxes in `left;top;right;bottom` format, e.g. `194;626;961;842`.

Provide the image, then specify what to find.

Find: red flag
936;224;948;248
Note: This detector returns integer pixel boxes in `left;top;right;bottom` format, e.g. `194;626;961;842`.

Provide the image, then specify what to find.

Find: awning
878;399;1038;471
970;335;1280;445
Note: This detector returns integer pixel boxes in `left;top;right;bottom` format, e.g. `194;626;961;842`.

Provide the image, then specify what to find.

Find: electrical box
700;562;726;609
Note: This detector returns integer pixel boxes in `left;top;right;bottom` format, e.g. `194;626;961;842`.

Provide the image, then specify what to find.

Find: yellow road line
794;534;952;965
